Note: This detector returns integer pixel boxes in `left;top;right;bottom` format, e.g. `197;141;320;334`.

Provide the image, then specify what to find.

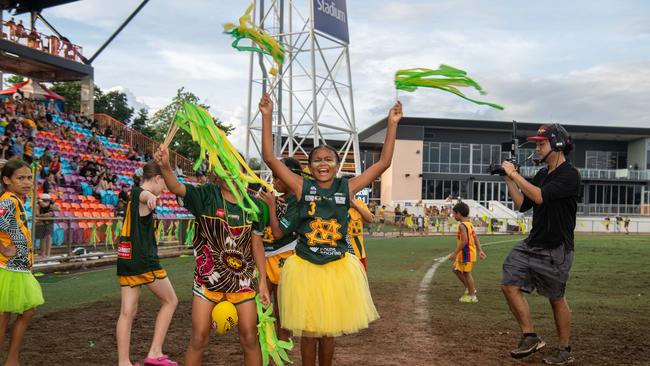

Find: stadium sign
313;0;349;44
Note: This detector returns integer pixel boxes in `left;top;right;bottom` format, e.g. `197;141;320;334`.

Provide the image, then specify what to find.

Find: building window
585;151;627;169
423;142;501;174
583;183;643;214
422;179;467;199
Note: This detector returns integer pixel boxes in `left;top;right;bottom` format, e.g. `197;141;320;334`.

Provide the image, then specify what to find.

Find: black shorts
502;241;574;299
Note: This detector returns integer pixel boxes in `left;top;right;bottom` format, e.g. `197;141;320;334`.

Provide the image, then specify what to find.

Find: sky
13;0;650;150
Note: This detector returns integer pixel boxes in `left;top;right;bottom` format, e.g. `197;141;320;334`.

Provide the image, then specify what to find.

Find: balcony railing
519;166;650;181
1;20;84;63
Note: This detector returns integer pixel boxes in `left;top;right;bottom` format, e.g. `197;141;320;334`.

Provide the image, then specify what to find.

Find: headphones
548;123;572;154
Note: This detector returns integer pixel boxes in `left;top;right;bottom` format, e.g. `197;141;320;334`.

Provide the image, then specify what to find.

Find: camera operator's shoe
510;334;546;359
543;347;574;365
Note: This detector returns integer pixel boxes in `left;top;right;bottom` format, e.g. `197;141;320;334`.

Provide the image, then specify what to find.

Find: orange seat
71;203;81;209
83;212;93;218
80;203;90;210
89;203;99;210
87;196;97;202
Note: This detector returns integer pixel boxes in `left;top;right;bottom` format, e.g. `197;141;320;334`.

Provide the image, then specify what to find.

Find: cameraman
500;124;581;365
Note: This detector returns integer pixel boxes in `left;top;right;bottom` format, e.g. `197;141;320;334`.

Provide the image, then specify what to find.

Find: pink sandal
143;355;178;366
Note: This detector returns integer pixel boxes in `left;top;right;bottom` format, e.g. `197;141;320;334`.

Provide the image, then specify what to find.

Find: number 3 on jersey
308;201;316;216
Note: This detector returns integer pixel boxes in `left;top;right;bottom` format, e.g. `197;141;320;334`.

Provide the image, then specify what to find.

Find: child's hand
146;195;158;211
259;93;273;116
258;282;271;307
388;101;403;126
479;250;487;260
154;146;171;170
259;190;275;209
0;244;17;258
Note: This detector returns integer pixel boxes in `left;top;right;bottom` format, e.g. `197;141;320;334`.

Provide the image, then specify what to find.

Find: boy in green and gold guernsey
116;161;179;366
154;146;270;366
261;92;403;366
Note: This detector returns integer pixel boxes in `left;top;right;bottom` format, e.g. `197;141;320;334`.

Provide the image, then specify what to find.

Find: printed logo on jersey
306;218;342;246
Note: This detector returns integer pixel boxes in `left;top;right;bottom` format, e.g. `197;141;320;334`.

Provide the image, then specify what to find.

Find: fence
1;20;84;62
94;113;197;176
374;212;649;236
32;216;195;264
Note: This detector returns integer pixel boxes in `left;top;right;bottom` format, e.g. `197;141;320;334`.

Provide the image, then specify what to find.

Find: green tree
4;74;25;86
50;81;81;113
147;87;234;161
94;89;134;123
131;108;149;133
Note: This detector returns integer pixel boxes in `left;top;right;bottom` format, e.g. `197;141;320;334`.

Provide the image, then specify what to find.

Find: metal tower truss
245;0;360;177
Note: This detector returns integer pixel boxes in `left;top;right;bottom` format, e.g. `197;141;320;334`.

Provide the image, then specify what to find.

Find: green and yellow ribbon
256;295;293;366
224;3;285;76
395;65;504;110
173;102;272;221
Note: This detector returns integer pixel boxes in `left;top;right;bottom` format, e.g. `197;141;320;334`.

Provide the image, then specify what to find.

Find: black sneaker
543;347;574;365
510;335;546;359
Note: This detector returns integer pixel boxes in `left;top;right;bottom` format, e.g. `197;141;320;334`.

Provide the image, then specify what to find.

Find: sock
564;346;571;352
523;333;537;338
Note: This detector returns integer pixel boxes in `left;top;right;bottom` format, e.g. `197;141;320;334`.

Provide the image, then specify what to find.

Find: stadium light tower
245;0;360;176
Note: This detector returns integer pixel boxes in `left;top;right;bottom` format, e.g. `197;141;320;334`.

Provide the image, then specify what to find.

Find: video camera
489;120;519;176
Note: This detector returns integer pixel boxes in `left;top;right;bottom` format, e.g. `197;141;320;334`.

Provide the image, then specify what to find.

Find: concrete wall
380;139;423;203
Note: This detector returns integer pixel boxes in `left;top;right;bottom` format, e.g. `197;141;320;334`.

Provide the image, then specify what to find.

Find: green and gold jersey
280;178;350;265
116;186;162;276
262;194;298;252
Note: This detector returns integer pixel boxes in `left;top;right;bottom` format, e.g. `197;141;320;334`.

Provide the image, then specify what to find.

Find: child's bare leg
463;272;476;295
117;286;140;366
0;312;10;352
5;308;36;366
235;299;262;366
184;296;214;366
318;337;335;366
146;278;178;359
301;337;318;366
453;268;467;290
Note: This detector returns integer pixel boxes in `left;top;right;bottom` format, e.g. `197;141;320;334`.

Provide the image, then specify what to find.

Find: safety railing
32;216;195;263
1;20;84;62
94;113;197;176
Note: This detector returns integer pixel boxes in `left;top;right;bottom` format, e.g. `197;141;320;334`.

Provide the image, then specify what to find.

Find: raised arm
259;93;303;198
154;146;186;197
349;101;402;195
351;199;374;224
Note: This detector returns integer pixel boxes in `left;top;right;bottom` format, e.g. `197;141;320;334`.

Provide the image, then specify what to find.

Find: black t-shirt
519;161;581;250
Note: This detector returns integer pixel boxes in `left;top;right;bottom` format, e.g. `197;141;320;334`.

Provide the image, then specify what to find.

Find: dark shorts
35;224;53;239
502;241;574;300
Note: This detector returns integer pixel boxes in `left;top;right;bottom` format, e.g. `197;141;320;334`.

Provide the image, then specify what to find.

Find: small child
449;202;486;303
0;159;44;366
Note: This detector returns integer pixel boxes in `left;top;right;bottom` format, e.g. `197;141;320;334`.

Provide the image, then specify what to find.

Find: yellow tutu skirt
278;253;379;337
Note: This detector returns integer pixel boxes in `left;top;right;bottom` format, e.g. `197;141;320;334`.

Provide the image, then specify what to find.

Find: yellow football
211;301;238;335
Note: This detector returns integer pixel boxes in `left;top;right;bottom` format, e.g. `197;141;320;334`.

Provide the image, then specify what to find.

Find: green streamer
172;102;273;222
395;65;504;110
256;295;293;366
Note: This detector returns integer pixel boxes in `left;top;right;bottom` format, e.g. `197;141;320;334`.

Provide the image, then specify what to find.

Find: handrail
94;113;197;177
1;20;84;62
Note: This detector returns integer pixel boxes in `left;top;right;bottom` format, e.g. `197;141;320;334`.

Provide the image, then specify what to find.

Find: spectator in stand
104;125;113;138
42;172;58;195
11;135;25;159
4;119;17;136
35;193;57;258
40;147;52;167
27;27;42;50
23;136;34;164
7;17;17;41
70;156;80;174
0;138;11;160
116;185;130;216
127;148;139;161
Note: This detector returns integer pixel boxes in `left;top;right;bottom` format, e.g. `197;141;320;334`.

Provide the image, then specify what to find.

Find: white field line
414;238;521;320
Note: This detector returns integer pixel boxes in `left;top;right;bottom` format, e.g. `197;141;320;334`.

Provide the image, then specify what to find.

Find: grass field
8;233;650;365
